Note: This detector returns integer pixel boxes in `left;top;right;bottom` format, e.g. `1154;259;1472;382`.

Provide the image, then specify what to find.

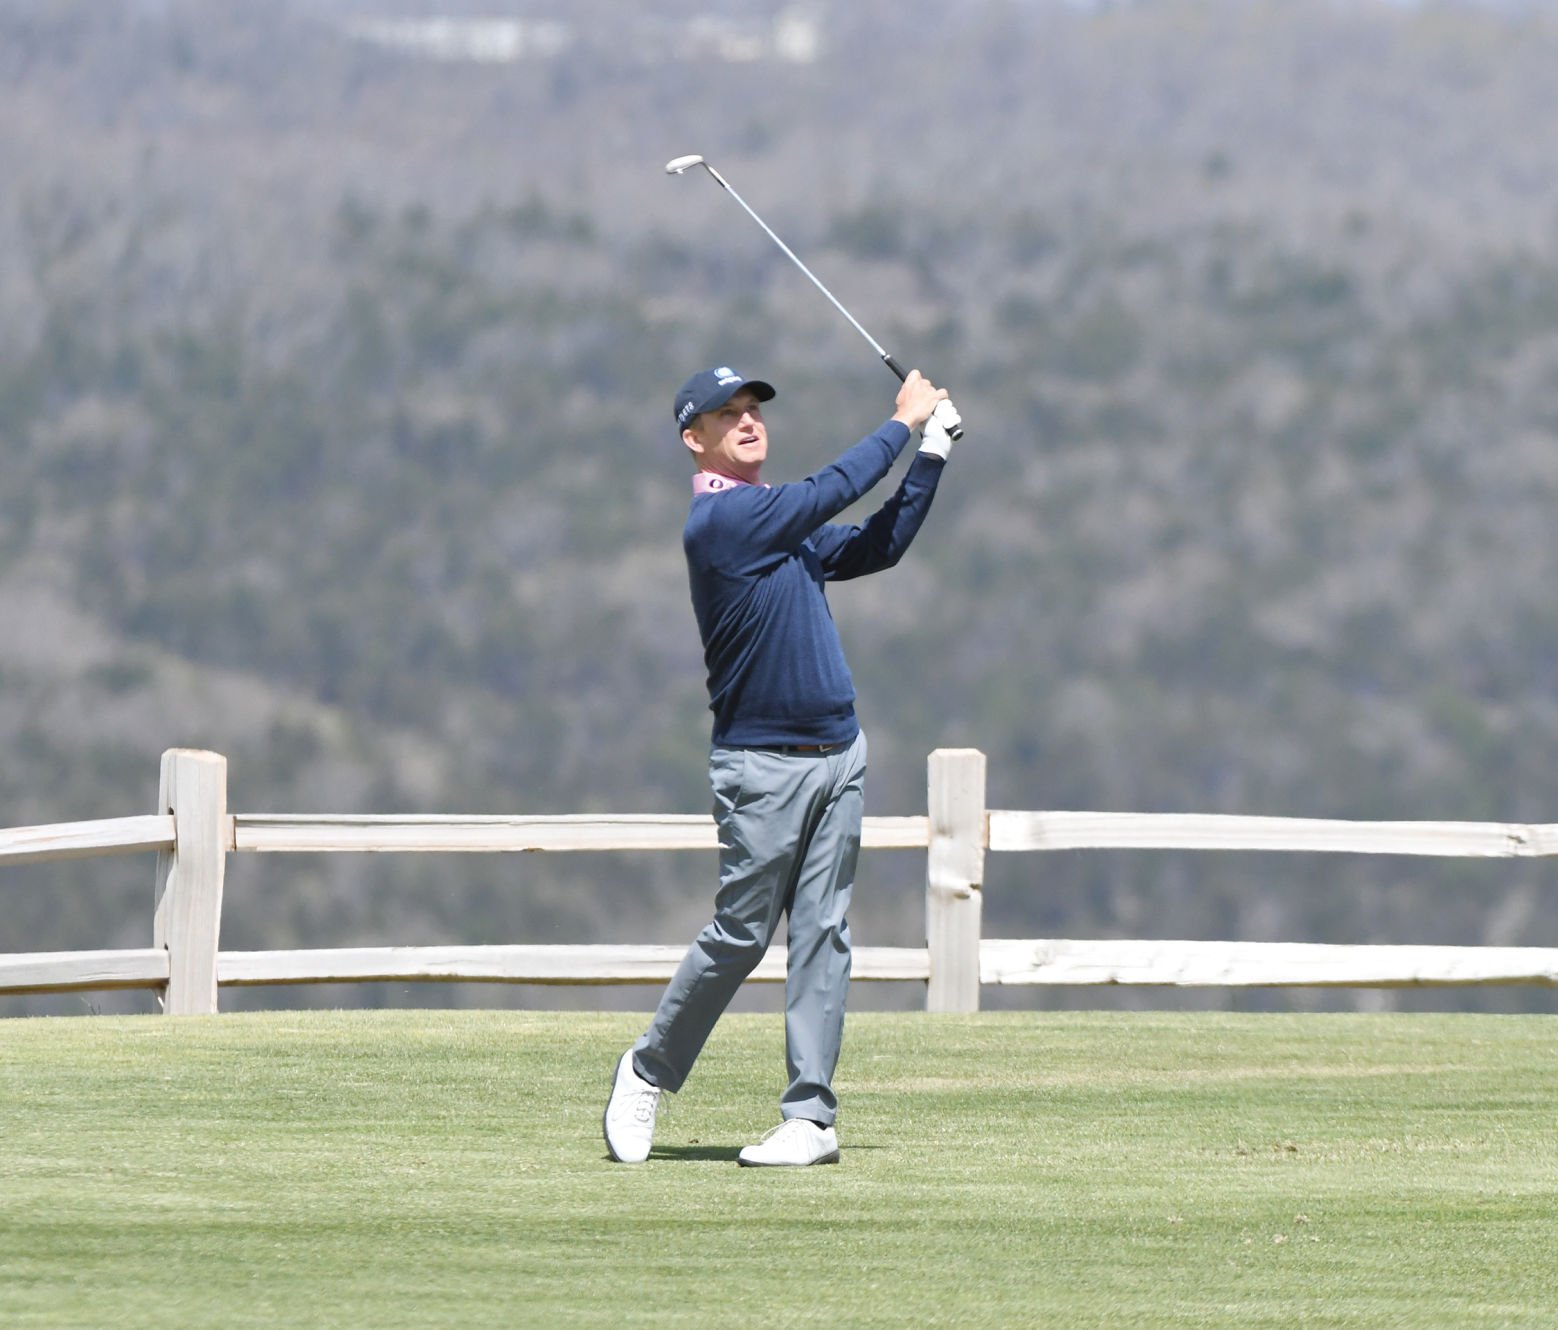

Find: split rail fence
4;746;1558;1015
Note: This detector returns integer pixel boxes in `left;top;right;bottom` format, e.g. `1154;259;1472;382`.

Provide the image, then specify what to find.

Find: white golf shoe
737;1118;839;1168
603;1050;660;1163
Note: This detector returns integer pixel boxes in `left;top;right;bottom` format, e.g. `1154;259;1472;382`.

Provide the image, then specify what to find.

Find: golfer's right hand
892;370;947;432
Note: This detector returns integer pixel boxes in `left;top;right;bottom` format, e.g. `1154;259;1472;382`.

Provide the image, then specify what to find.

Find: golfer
603;364;960;1167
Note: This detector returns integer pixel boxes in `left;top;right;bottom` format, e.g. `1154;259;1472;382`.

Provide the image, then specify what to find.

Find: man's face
683;389;768;482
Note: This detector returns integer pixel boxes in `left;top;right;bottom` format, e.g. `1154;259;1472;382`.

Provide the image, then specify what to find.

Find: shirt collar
692;472;768;495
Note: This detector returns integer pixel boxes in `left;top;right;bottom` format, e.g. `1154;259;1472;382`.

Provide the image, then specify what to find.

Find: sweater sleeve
722;421;914;565
809;451;947;581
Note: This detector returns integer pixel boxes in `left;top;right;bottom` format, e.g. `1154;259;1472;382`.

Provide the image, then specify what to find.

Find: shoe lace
630;1087;659;1124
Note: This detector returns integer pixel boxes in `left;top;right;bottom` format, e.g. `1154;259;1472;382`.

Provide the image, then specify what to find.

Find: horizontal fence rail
232;813;932;853
989;810;1558;858
5;747;1558;1014
0;815;175;868
0;948;171;996
979;939;1558;988
216;944;932;988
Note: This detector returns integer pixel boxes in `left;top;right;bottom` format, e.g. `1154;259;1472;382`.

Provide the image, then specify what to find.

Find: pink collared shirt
692;472;769;495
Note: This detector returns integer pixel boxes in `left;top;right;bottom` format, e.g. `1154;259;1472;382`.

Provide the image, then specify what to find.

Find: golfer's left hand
919;399;963;459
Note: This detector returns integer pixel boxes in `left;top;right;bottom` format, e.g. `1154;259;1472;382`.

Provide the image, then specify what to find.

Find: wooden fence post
153;749;230;1015
926;748;986;1013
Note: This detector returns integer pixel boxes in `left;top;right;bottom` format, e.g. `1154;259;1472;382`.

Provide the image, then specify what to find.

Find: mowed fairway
2;1009;1554;1328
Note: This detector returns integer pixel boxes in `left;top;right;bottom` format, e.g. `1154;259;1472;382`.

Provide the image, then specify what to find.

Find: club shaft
701;162;894;368
687;158;961;439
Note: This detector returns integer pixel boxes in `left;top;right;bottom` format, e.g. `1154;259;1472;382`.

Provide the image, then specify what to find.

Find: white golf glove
918;398;963;459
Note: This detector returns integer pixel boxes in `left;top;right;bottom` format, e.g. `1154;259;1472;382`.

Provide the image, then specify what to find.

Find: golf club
665;154;962;441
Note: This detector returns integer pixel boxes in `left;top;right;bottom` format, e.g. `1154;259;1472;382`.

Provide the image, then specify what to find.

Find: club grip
885;354;964;440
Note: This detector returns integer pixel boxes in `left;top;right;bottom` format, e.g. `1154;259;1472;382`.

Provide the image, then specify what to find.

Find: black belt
771;743;839;753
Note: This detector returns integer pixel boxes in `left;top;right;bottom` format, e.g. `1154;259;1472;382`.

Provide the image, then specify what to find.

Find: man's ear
682;426;704;457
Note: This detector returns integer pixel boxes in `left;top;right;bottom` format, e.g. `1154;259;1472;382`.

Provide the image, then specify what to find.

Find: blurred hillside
5;0;1558;1015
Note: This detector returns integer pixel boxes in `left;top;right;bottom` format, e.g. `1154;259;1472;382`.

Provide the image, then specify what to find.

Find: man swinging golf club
603;364;962;1166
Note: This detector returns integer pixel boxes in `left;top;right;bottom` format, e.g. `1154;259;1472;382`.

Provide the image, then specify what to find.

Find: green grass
2;1009;1555;1328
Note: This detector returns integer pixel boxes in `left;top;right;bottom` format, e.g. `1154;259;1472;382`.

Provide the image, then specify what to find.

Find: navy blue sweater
684;419;947;748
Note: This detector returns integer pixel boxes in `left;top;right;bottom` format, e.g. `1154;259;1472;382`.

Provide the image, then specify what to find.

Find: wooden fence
4;746;1558;1015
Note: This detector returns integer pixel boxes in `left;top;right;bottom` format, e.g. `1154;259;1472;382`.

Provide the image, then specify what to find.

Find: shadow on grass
641;1143;886;1163
647;1144;743;1162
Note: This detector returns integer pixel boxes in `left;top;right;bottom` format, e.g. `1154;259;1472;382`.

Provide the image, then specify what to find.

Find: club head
664;154;706;176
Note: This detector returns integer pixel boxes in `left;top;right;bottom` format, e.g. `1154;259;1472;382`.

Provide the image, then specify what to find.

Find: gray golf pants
632;730;867;1127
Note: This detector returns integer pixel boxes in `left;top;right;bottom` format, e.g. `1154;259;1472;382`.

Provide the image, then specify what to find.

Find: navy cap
674;366;776;428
